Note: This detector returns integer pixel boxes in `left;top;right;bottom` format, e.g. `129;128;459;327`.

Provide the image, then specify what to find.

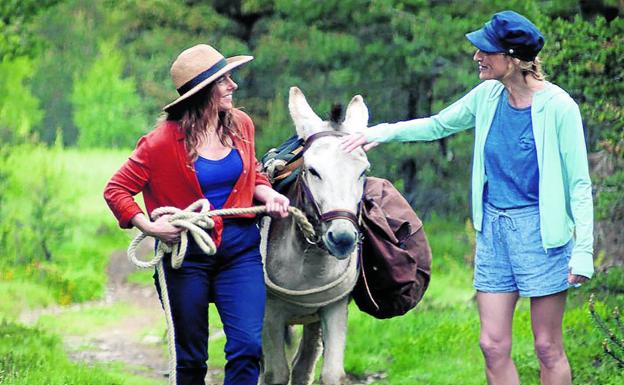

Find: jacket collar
169;121;185;141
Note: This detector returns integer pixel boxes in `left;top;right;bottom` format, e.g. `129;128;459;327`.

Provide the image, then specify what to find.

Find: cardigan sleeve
558;101;594;278
103;136;151;228
365;81;487;143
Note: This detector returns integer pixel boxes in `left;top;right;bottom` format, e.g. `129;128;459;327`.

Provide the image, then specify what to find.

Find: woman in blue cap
342;10;593;385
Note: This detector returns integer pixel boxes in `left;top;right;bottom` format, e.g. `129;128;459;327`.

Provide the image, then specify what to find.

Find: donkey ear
342;95;369;133
289;87;323;140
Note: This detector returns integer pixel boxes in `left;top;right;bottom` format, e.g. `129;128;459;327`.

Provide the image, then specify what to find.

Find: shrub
0;143;72;266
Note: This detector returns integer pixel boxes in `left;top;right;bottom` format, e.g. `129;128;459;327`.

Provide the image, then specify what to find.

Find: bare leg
477;291;520;385
530;291;571;385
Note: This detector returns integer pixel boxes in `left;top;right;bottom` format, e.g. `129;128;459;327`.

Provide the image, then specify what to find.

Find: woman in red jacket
104;44;289;385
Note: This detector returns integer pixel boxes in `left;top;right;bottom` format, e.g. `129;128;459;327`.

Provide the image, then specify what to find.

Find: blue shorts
474;203;573;298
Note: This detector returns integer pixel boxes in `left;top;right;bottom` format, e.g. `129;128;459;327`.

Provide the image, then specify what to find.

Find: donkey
261;87;370;385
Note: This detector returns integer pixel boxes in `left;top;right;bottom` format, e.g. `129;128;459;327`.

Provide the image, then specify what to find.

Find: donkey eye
308;167;321;179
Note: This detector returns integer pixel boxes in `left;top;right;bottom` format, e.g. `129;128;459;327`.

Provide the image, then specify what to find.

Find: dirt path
19;239;222;383
77;242;171;380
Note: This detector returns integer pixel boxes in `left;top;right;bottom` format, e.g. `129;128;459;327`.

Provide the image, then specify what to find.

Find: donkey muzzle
323;219;359;259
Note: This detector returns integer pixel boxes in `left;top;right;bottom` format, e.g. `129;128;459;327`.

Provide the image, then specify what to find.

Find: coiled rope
127;199;315;269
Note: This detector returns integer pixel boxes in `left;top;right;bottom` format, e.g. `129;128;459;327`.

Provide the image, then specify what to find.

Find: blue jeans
155;219;265;385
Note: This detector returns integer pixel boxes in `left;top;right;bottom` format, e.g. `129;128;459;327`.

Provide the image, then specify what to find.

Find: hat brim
163;55;254;112
466;29;502;54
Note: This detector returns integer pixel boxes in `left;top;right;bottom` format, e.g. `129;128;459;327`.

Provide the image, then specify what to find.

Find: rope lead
127;199;315;269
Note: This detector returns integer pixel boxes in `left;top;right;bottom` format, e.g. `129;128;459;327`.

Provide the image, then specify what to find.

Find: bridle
296;131;362;245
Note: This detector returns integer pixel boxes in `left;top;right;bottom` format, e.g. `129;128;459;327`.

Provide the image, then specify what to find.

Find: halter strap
298;169;360;229
302;131;348;153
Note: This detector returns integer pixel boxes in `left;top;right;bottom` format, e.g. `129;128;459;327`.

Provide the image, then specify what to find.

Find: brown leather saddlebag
352;177;432;319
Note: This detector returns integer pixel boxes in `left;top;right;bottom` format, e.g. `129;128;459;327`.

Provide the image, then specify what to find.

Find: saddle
261;137;432;319
261;134;305;193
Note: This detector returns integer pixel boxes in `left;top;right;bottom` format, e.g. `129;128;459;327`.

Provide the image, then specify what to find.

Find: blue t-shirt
484;90;539;209
194;149;243;209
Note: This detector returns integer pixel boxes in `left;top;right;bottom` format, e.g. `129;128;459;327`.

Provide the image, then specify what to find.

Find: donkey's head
289;87;370;259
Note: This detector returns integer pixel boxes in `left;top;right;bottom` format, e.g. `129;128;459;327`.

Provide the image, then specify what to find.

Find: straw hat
163;44;253;111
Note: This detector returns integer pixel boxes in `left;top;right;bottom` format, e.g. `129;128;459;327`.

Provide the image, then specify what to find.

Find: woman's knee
479;336;512;364
534;339;565;368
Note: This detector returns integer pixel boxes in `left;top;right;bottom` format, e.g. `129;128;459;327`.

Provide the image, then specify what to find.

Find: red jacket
103;109;271;247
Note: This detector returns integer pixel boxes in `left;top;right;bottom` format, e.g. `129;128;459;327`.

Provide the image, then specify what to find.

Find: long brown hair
162;84;241;162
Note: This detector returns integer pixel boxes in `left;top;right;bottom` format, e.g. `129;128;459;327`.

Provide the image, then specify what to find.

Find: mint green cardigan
366;80;594;278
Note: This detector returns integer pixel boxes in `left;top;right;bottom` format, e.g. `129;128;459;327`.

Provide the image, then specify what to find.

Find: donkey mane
329;104;343;127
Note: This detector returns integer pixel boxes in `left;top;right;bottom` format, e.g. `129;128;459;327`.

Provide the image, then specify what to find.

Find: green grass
0;280;56;320
34;301;138;336
0;320;160;385
342;277;623;385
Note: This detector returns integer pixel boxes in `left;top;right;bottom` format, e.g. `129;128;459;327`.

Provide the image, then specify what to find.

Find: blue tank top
483;89;539;209
194;149;243;209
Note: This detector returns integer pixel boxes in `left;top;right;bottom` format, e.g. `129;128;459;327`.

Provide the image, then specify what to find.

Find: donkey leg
291;321;323;385
318;298;349;385
261;298;290;385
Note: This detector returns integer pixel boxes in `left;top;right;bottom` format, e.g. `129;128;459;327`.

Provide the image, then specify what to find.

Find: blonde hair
160;84;241;162
516;55;546;81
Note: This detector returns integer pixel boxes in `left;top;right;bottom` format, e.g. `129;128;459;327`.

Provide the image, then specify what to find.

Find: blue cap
466;10;544;61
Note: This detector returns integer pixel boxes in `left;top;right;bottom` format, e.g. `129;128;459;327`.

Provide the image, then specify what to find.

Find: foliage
0;144;72;265
0;148;129;309
0;57;43;143
595;169;624;221
0;0;60;60
542;15;624;223
72;40;147;148
543;16;623;152
589;293;624;367
110;0;250;122
29;0;122;144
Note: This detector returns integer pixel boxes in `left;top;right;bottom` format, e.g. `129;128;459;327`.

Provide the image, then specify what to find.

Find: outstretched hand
340;133;378;153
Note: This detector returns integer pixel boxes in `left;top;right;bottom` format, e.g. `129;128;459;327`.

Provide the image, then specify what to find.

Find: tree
0;0;60;60
30;0;120;145
72;40;147;148
0;57;43;143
